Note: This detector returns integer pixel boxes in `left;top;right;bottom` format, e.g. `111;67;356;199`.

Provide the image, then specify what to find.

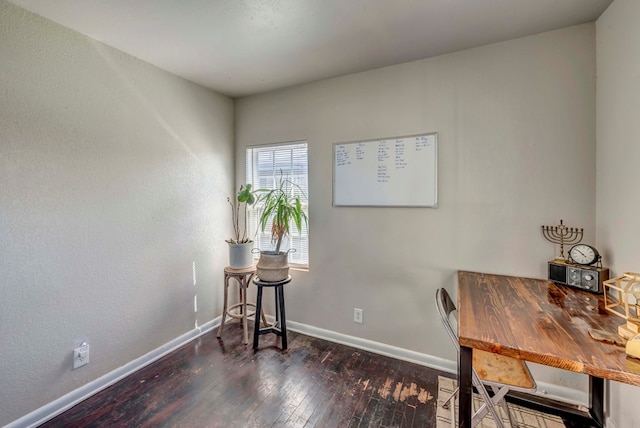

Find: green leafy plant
226;184;256;244
256;174;308;254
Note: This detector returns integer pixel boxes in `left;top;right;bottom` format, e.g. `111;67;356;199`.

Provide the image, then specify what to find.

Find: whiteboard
333;133;437;207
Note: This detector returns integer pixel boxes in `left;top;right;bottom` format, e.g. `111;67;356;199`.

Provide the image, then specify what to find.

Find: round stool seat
253;276;292;287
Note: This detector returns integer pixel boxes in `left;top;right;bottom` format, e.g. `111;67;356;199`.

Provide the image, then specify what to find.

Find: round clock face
569;244;599;265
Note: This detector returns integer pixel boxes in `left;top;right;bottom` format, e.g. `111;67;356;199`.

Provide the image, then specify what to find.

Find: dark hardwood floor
40;324;596;427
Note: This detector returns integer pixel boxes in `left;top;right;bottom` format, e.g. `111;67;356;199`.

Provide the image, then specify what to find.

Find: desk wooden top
457;271;640;386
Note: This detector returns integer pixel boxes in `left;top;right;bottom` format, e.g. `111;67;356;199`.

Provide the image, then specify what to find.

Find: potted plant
255;174;308;281
225;184;256;268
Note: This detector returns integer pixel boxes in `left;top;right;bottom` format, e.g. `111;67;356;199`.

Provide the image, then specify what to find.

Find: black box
548;260;609;293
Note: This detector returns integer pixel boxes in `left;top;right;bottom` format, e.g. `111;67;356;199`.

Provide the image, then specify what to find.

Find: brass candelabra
541;219;583;261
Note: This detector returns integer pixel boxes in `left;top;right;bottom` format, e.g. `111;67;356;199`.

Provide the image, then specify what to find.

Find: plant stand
217;266;266;345
253;275;292;350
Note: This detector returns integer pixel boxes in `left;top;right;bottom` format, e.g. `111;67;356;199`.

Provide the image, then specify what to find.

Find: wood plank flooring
39;324;596;427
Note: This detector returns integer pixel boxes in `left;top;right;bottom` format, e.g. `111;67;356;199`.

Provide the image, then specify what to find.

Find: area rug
436;376;565;428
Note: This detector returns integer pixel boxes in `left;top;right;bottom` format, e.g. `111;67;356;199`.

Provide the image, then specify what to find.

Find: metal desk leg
459;345;473;428
589;376;604;427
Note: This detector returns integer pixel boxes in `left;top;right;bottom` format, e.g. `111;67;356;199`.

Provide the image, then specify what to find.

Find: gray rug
436;376;565;428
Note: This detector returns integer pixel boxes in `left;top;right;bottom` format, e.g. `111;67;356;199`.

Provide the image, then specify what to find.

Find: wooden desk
457;271;640;428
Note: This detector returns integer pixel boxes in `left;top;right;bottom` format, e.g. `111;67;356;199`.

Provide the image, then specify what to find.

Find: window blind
246;141;309;266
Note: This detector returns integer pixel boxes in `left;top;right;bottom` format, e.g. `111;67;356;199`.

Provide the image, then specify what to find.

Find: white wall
597;0;640;427
0;1;234;424
236;24;596;397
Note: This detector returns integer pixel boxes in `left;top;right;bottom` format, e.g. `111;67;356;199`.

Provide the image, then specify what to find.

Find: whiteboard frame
332;132;438;208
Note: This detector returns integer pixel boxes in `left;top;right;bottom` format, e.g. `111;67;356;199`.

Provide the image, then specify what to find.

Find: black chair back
435;288;460;351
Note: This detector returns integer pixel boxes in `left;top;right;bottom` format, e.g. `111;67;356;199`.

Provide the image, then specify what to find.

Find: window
246;141;309;267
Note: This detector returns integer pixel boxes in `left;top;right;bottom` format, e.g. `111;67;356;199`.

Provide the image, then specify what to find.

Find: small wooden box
627;321;640;334
619;323;636;340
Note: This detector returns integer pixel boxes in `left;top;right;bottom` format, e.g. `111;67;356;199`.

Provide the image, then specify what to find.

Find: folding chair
435;288;536;428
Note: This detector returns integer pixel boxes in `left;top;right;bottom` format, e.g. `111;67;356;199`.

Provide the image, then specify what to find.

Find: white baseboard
9;316;594;427
6;318;220;428
285;319;456;373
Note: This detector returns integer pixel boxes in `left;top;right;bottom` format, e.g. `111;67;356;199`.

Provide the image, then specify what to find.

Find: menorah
541;219;583;261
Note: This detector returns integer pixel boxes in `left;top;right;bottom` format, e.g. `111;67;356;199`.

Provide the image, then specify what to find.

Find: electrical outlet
354;308;363;324
73;342;90;369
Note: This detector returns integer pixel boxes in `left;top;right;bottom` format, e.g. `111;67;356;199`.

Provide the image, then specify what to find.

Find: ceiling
9;0;612;98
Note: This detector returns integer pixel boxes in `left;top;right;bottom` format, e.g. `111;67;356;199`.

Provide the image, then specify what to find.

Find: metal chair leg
442;386;459;410
472;372;507;428
499;395;517;428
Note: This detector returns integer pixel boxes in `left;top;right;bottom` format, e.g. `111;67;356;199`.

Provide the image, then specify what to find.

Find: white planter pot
228;242;254;268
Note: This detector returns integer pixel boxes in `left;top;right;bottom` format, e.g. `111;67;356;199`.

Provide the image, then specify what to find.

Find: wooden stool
253;275;292;350
217;266;266;345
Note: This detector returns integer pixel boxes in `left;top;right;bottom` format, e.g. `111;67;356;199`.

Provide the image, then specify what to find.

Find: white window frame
246;141;309;268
